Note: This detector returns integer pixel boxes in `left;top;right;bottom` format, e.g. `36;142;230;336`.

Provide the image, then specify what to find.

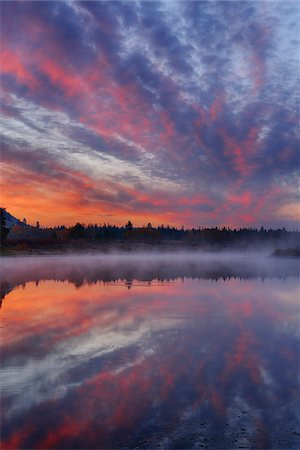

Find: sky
0;0;299;229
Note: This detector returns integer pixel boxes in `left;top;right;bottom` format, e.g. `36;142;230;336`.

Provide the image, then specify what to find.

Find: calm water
1;254;299;449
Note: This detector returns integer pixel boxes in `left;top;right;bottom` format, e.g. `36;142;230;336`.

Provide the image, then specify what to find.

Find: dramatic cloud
0;1;299;227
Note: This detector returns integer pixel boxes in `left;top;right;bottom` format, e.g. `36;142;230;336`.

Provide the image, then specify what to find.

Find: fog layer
1;252;299;301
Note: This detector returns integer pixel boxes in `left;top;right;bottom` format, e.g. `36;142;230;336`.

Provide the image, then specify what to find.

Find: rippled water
1;254;299;449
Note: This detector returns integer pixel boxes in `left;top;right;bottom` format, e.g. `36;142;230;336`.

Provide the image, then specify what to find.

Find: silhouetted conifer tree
0;208;10;244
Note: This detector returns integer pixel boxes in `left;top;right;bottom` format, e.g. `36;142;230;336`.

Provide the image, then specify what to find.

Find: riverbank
1;239;209;256
1;238;300;258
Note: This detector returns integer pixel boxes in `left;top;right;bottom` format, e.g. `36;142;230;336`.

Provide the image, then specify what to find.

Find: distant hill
1;208;27;230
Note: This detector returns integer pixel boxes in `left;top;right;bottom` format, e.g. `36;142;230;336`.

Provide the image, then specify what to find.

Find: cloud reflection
1;257;299;449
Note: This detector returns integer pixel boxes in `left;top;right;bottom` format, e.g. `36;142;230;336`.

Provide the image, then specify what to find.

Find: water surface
1;254;299;449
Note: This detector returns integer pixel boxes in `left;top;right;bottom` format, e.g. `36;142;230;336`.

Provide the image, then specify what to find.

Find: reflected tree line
1;257;299;302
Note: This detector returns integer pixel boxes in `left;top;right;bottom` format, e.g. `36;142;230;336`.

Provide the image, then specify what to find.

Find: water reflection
1;253;300;302
1;255;299;449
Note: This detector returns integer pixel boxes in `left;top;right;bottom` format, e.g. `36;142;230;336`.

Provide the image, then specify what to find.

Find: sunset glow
1;1;299;228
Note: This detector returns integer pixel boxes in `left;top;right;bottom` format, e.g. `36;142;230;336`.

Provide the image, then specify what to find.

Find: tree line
3;215;299;248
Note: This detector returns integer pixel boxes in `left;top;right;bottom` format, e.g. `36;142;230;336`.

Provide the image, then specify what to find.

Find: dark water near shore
1;254;299;449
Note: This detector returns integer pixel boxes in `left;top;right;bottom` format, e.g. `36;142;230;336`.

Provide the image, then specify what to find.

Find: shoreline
1;240;300;258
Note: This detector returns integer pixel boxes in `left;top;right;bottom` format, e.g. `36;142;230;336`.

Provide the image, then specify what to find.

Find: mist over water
1;253;299;449
1;252;299;299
